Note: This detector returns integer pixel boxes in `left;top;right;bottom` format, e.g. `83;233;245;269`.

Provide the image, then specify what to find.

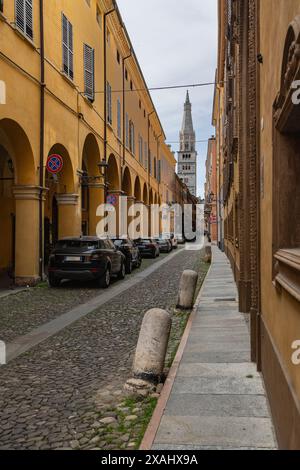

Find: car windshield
55;240;98;249
113;240;124;246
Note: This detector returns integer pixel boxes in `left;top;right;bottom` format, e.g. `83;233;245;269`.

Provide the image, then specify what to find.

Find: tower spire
181;90;194;134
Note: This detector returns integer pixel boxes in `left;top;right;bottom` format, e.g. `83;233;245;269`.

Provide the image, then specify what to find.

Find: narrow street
0;248;206;450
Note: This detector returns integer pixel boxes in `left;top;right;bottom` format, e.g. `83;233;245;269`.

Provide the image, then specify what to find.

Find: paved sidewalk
152;246;277;450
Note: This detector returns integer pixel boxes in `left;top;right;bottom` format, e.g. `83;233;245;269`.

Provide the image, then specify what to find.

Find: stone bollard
177;270;198;310
124;308;171;395
204;245;212;263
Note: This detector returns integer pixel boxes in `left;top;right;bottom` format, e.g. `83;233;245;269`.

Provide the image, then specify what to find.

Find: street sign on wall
46;154;63;174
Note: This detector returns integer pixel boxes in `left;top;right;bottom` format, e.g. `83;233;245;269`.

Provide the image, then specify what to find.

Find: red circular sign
46;154;63;174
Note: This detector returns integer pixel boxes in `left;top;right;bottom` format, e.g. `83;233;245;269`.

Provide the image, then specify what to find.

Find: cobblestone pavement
0;254;170;343
0;249;207;450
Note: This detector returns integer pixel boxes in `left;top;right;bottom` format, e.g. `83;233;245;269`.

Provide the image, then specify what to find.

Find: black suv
111;238;142;274
48;237;126;288
135;239;160;258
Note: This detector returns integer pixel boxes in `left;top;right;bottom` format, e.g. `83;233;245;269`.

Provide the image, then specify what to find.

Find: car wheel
152;250;156;259
48;274;60;288
136;256;142;268
99;266;111;288
118;261;126;279
125;258;133;274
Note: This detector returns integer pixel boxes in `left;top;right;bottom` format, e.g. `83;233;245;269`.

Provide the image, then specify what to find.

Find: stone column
88;183;105;236
13;186;41;286
56;193;81;238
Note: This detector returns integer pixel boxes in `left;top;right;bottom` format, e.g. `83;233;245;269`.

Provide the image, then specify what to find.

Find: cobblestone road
0;254;170;343
0;249;206;450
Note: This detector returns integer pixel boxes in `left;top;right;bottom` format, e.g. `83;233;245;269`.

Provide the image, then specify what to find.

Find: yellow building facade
0;0;177;286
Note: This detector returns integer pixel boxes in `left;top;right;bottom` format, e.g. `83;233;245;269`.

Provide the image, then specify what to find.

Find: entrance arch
44;143;77;261
81;133;103;236
0;119;37;285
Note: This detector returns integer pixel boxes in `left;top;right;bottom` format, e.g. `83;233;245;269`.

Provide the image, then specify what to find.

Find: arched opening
81;133;102;236
134;176;142;201
122;166;133;197
44;143;76;262
0;119;36;285
142;183;148;205
107;153;120;192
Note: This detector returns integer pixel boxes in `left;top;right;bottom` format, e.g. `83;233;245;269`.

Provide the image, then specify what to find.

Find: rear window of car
56;240;99;249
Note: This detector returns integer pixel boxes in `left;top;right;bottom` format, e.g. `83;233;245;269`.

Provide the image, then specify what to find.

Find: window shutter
126;114;129;148
16;0;33;39
106;82;112;124
84;44;94;101
25;0;33;39
62;14;73;80
117;100;121;138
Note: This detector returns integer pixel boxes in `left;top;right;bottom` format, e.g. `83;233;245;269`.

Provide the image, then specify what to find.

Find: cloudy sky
117;0;218;198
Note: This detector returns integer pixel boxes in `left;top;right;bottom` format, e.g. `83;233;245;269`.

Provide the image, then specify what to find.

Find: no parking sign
46;154;63;174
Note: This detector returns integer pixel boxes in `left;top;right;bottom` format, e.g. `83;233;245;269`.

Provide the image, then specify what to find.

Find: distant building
177;92;198;196
204;137;217;242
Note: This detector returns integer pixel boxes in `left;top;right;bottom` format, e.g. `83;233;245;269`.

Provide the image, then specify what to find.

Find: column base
15;276;41;287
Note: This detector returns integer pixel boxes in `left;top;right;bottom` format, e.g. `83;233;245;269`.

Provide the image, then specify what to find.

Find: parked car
154;238;172;253
112;238;142;274
165;233;178;249
134;238;160;258
48;237;126;288
177;235;186;245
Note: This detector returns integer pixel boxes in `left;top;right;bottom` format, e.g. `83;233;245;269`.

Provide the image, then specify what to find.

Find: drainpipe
39;0;45;280
122;51;132;167
157;133;162;190
147;111;155;192
103;5;116;201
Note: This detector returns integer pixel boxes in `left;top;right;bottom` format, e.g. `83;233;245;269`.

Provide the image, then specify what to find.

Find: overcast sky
117;0;218;198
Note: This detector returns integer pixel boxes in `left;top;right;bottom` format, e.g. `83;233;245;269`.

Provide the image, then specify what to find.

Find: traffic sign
107;194;118;207
46;154;63;174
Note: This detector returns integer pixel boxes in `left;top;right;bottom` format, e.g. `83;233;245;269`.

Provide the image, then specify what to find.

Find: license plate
65;256;82;262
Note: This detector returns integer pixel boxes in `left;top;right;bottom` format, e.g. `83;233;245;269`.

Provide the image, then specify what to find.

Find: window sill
82;95;94;107
274;248;300;303
60;71;76;89
13;25;36;49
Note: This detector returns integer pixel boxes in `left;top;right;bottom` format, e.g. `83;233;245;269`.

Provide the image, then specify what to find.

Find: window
144;142;148;169
106;29;110;44
125;113;129;148
117;99;121;139
117;50;120;64
154;157;157;179
62;14;73;80
106;81;112;125
158;160;161;183
15;0;33;40
139;99;141;109
149;152;152;175
96;6;102;27
138;135;143;164
125;69;128;81
129;121;135;154
84;44;94;101
130;80;133;90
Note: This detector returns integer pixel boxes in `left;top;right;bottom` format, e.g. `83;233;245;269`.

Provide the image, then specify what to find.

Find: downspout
122;51;132;167
157;133;162;192
103;6;116;200
147;110;155;191
39;0;45;280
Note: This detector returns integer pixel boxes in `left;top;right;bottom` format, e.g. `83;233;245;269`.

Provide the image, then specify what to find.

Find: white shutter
117;100;121;138
84;44;94;101
62;14;73;80
126;114;129;148
16;0;33;39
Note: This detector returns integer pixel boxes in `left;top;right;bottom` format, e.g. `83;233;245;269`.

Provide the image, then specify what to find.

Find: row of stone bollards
124;268;199;396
